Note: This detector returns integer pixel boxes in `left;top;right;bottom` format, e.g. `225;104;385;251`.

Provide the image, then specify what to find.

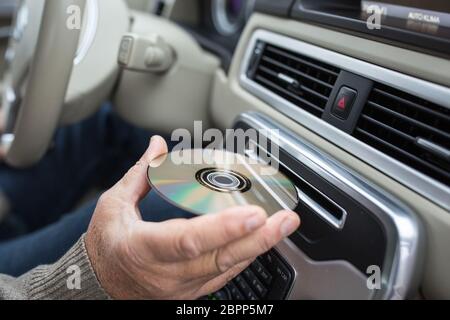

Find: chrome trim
239;29;450;211
235;112;424;300
211;0;243;36
296;186;347;230
416;138;450;161
249;142;348;230
277;73;297;86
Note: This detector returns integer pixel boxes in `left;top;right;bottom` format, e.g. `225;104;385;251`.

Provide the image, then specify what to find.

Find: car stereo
209;112;424;300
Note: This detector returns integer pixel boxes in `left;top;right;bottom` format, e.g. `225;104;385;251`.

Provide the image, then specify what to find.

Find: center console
210;112;424;300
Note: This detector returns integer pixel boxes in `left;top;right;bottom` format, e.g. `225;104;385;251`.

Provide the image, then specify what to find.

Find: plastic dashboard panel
233;112;424;299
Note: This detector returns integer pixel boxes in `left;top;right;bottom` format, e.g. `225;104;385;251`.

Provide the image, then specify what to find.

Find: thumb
113;136;168;204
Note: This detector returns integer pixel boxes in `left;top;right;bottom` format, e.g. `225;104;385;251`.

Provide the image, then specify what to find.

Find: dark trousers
0;105;192;276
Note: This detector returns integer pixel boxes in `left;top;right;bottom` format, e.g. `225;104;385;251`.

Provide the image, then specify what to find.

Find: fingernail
245;214;265;232
280;217;298;237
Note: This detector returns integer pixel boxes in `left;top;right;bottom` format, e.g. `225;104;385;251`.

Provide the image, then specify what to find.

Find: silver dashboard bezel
239;29;450;211
236;112;424;300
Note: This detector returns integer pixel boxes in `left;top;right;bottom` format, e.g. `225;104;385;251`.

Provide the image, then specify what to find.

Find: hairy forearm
0;235;109;300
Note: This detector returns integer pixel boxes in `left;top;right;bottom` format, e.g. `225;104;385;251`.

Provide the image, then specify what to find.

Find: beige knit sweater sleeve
0;235;110;300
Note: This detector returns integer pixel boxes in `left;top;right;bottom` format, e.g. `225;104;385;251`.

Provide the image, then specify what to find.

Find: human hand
85;136;301;300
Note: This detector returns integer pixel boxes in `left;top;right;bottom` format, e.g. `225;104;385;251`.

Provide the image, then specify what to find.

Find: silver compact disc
147;149;298;216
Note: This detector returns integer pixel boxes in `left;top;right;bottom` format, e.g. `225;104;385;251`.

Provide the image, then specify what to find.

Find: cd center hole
207;172;242;189
214;176;234;185
197;168;251;193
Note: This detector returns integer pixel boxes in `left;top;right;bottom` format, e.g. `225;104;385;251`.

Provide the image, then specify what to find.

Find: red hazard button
337;97;346;109
332;86;357;120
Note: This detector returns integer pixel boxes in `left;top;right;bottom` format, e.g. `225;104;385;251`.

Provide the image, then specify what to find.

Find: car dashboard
2;0;448;300
139;0;449;300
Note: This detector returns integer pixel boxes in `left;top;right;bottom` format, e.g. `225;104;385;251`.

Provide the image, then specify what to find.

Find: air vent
355;83;450;187
247;42;340;118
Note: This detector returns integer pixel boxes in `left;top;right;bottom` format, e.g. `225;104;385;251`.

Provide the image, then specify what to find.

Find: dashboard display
293;0;450;55
362;0;450;14
361;1;450;30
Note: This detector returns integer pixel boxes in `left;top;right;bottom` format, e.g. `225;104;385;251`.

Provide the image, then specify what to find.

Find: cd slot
293;175;347;230
245;141;347;230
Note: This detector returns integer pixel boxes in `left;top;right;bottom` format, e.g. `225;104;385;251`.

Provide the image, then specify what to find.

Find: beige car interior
1;0;449;300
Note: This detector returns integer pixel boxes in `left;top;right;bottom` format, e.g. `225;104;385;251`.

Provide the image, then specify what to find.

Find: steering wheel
0;0;85;167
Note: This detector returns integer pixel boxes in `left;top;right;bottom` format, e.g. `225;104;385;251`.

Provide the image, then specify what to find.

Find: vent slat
255;75;325;116
367;101;450;141
248;41;340;119
355;128;450;181
265;45;340;77
372;87;450;123
360;115;416;143
356;84;450;187
261;56;335;90
300;85;329;102
258;65;329;102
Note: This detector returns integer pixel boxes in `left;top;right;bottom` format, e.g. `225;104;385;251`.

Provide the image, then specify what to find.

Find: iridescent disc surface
147;149;299;216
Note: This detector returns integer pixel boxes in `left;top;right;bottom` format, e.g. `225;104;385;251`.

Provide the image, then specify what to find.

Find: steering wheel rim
1;0;85;168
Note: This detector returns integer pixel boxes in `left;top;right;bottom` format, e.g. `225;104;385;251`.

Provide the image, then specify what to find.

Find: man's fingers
136;208;299;282
212;210;300;276
113;136;168;203
180;210;299;280
137;206;268;262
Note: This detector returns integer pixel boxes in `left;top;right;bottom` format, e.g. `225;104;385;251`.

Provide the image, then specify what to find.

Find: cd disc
147;149;299;216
